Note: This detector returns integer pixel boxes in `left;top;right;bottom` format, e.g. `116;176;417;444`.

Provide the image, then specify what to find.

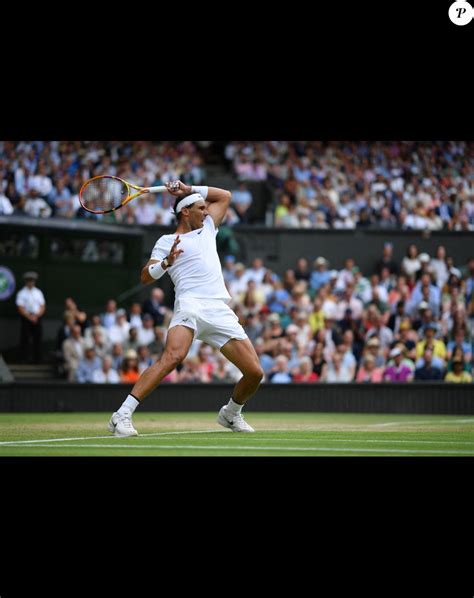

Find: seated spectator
148;326;166;359
137;345;153;373
374;242;399;277
56;310;77;351
292;356;318;383
415;323;447;364
62;324;87;381
414;348;444;381
268;355;293;383
76;343;102;383
324;352;354;382
356;354;384;382
212;354;242;383
90;329;110;360
310;257;331;292
137;314;156;346
84;314;108;344
100;299;118;329
142;288;167;326
446;329;472;364
92;356;121;383
364;337;386;368
444;359;473;383
383;347;414;382
294;258;311;282
178;357;203;382
231;182;253;222
120;349;141;383
446;346;472;373
310;342;328;380
107;309;130;345
129;302;144;330
111;343;124;371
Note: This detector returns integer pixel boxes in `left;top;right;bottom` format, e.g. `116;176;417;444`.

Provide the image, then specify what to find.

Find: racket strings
81;177;128;212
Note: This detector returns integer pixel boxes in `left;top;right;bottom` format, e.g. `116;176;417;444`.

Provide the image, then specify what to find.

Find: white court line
370;419;474;427
3;443;474;455
0;429;223;447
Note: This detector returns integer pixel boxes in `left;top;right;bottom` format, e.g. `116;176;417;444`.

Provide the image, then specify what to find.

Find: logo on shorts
182;317;189;323
0;266;16;301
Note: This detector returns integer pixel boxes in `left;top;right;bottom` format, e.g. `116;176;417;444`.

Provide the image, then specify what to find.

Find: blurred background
1;140;473;389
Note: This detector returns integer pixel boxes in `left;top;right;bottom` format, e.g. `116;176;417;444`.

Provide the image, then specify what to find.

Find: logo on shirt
0;266;16;301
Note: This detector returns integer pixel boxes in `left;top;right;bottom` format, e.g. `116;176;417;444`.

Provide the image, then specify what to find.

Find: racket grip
148;185;167;193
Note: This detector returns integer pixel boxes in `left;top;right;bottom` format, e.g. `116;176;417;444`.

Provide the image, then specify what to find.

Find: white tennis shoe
108;410;138;437
217;406;255;433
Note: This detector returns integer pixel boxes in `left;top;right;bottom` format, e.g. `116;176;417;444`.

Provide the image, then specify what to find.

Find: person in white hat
109;180;263;437
15;271;46;364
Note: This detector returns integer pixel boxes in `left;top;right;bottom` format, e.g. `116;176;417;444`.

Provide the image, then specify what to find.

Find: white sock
118;394;140;415
226;398;243;415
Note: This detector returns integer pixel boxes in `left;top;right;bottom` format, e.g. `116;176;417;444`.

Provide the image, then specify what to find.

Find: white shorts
168;297;248;349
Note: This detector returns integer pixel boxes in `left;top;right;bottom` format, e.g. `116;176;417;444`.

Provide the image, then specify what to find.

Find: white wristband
191;185;208;199
148;261;167;280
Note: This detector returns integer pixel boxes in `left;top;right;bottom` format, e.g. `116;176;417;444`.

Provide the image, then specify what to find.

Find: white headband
175;193;204;214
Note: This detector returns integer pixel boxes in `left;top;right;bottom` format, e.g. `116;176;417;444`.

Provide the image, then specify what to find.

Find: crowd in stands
0;141;210;225
3;141;474;231
56;243;474;384
224;141;474;230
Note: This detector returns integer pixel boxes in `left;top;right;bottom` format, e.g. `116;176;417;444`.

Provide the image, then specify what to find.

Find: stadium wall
0;383;473;414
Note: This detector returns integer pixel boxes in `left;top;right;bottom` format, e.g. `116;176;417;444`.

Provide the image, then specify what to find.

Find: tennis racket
79;176;178;214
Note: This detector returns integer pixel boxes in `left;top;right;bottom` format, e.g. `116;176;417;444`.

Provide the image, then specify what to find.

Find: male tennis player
108;181;263;436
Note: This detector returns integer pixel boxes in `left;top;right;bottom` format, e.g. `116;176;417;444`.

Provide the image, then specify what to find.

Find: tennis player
108;181;263;436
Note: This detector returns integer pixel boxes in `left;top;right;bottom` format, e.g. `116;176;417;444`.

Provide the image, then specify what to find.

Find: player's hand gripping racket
79;176;179;214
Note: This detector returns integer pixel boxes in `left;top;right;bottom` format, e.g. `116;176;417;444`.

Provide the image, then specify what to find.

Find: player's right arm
140;236;183;285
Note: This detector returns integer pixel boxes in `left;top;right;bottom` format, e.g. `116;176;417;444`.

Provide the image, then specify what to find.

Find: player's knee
246;364;264;384
163;348;186;369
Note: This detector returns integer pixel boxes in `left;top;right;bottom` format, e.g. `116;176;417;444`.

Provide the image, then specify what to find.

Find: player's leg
109;325;194;437
217;337;264;432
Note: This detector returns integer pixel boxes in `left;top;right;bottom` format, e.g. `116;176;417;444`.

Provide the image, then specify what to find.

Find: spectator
100;299;118;329
120;349;141;383
231;181;253;222
446;329;472;364
142;288;167;327
401;244;421;281
356;354;384;383
324;352;353;382
91;356;121;383
15;271;46;364
293;356;318;382
137;345;153;373
444;359;473;383
111;343;124;372
148;326;166;359
76;343;102;383
294;258;311;283
137;313;157;347
374;242;399;276
310;257;331;292
414;349;443;381
415;323;447;364
383;347;414;382
268;355;292;383
310;342;328;380
62;324;87;381
107;308;130;345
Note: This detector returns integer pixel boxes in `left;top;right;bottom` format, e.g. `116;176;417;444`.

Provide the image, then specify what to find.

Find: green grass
1;412;474;456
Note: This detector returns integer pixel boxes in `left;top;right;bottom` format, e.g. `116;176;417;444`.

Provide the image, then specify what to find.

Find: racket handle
147;185;167;193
